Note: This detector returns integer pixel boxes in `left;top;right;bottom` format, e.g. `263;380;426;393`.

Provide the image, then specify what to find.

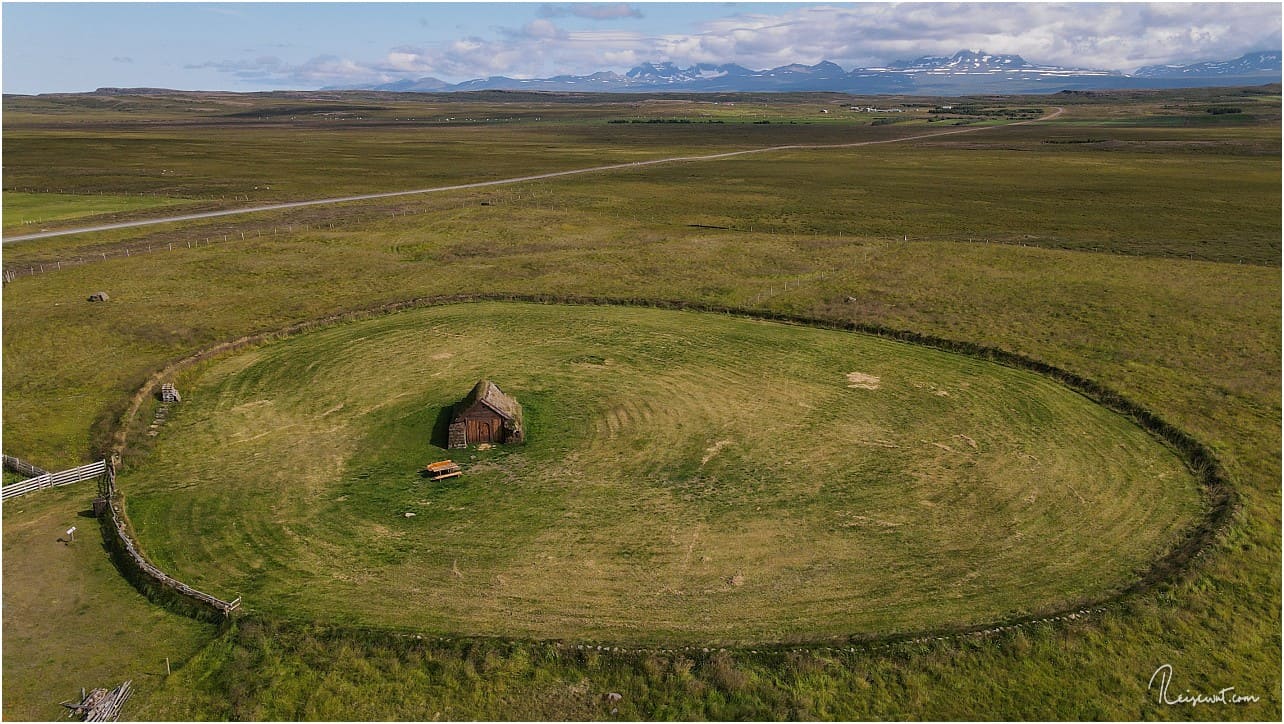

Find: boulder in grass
87;291;110;302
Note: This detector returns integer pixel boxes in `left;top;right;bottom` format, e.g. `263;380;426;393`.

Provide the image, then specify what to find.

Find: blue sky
3;2;1280;93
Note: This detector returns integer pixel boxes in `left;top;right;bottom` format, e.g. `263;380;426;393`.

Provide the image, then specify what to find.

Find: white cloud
385;50;430;73
188;54;401;86
539;4;644;21
670;2;1280;73
522;19;567;41
195;3;1282;87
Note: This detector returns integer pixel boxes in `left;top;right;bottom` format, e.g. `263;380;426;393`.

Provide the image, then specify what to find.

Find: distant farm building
448;380;524;449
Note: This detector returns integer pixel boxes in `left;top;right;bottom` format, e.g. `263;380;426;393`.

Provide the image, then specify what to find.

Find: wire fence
2;205;430;284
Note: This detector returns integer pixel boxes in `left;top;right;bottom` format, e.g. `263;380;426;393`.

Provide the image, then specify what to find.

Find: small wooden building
447;380;524;449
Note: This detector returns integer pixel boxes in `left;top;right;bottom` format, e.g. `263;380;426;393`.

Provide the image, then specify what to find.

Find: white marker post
65;526;76;543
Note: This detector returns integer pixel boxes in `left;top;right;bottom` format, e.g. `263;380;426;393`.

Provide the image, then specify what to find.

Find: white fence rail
2;460;106;500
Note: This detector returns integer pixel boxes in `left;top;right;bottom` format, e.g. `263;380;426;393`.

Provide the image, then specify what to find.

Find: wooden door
467;418;493;443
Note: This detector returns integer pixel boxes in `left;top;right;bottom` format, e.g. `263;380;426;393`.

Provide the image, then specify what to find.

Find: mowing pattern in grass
120;302;1202;645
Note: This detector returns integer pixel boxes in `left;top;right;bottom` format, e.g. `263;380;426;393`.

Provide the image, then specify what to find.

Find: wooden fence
3;453;48;477
2;459;106;501
2;212;422;285
104;491;241;616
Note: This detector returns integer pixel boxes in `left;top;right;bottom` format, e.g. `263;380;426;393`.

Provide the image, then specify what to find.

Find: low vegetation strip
102;293;1226;647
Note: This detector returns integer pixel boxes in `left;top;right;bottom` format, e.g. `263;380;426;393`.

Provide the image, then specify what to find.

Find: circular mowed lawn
122;302;1203;644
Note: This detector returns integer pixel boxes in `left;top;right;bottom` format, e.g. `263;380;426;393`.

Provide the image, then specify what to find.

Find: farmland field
2;87;1279;720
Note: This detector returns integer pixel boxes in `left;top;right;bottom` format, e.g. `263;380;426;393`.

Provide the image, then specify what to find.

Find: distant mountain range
327;50;1281;95
1134;50;1281;78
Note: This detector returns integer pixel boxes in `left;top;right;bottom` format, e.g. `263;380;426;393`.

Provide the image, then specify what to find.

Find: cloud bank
196;3;1282;88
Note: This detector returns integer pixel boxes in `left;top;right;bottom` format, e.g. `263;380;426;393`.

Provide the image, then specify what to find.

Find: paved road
3;108;1063;244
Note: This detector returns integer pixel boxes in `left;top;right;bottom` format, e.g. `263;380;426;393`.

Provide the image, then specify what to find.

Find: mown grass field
2;87;1279;719
119;302;1200;643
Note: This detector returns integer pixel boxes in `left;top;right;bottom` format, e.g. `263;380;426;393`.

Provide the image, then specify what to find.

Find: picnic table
423;460;462;481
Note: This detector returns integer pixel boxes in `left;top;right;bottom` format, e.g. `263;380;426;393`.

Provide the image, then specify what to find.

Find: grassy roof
459;379;523;427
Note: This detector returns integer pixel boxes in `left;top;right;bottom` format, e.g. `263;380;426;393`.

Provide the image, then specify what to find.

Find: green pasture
1;486;214;721
2;191;192;233
2;87;1279;719
2;94;1277;264
0;120;942;207
119;302;1199;643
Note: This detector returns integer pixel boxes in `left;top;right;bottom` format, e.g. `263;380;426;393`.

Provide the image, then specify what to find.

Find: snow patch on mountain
337;49;1279;94
1134;51;1281;77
